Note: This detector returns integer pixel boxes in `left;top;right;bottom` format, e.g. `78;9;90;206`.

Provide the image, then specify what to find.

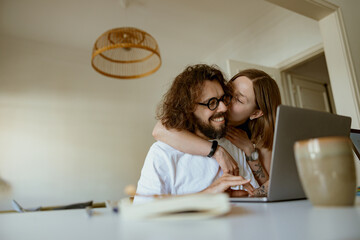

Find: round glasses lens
208;98;218;110
223;95;231;105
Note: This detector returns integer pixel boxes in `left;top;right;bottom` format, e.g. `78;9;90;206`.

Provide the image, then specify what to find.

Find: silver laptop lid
267;105;351;201
350;129;360;159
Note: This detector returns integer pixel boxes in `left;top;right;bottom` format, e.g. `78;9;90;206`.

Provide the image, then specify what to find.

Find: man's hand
202;174;254;195
226;127;254;156
227;189;250;197
213;146;240;176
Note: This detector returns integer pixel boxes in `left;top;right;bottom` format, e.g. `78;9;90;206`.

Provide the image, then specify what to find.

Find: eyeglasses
197;94;232;111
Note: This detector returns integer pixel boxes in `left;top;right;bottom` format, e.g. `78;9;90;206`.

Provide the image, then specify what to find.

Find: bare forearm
247;160;269;185
153;121;240;175
253;181;269;197
152;121;211;156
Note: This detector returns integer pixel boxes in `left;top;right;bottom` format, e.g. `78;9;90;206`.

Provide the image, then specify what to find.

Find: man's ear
250;109;263;120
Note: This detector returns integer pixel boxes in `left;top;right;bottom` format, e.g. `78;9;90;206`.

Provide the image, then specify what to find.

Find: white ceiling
0;0;322;69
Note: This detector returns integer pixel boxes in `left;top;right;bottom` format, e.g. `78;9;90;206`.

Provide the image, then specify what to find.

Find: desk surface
1;198;359;240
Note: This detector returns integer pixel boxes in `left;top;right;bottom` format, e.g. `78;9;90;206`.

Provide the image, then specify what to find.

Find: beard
194;113;227;140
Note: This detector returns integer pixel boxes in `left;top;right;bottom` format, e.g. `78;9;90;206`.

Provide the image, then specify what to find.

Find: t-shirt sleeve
218;139;260;189
133;144;170;204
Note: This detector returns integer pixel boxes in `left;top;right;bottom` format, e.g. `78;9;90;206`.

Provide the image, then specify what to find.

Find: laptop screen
350;129;360;160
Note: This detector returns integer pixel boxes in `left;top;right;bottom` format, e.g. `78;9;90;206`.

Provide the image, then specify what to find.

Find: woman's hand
213;146;239;176
226;127;254;156
201;174;254;196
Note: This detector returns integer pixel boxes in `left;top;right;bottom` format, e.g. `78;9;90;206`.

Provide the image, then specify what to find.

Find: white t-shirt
134;138;259;204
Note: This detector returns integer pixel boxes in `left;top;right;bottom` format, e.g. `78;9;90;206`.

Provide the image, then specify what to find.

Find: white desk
1;198;359;240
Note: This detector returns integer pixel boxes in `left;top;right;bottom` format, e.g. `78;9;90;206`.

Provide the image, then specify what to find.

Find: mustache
211;112;226;119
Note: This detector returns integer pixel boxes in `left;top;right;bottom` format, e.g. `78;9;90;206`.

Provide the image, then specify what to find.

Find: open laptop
230;105;352;202
350;128;360;160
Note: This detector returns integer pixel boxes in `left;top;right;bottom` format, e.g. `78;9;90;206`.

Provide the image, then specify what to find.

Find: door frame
277;43;325;106
267;0;360;128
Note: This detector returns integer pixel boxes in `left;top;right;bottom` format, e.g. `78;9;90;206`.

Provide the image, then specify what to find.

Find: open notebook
231;105;351;202
120;193;230;220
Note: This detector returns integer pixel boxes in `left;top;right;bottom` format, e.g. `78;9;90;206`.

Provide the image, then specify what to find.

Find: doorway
281;53;336;113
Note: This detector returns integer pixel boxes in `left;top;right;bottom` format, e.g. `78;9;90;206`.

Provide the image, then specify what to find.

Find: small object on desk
11;200;27;213
105;200;119;213
11;200;94;212
48;201;93;211
85;207;93;217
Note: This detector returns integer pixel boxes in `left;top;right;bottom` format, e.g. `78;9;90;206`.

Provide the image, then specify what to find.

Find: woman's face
228;76;258;126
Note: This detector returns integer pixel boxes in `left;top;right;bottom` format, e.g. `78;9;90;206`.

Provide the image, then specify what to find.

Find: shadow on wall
0;178;11;196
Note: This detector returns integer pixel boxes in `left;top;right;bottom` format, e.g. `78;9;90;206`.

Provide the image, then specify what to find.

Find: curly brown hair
230;69;281;150
157;64;229;132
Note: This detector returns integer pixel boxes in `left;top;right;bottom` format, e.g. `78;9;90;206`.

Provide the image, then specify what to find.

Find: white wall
0;35;183;210
202;6;323;75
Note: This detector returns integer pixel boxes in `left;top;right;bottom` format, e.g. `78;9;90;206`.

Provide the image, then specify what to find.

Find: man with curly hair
134;64;259;203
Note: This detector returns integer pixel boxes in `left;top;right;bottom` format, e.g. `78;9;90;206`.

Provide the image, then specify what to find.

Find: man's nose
217;100;228;112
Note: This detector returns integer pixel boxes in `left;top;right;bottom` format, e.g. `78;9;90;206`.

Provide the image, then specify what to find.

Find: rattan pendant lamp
91;27;161;79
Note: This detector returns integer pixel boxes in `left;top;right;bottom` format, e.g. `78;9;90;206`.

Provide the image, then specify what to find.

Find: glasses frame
197;94;232;111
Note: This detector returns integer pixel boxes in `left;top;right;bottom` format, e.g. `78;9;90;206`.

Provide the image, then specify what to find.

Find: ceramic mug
294;136;356;206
